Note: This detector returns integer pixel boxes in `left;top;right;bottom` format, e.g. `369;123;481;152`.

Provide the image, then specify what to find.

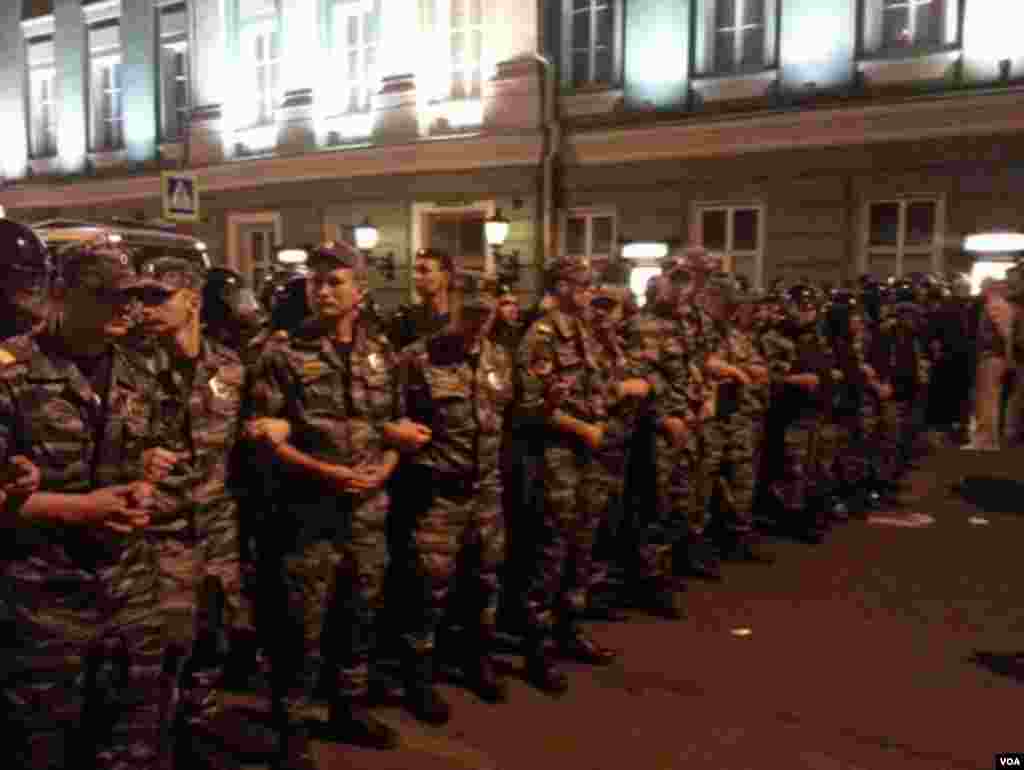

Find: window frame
326;0;379;118
694;202;766;289
860;196;945;278
158;3;191;144
87;19;125;154
693;0;778;78
857;0;961;59
232;0;283;130
561;0;624;91
562;208;618;271
26;35;57;160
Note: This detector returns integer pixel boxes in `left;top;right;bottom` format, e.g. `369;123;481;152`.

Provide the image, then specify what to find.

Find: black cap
308;242;360;271
0;218;53;276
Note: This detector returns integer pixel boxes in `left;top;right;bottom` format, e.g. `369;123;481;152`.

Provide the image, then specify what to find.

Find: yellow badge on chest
209;376;230;399
301;360;328;379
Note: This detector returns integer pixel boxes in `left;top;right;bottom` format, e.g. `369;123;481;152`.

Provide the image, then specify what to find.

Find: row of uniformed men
0;214;937;770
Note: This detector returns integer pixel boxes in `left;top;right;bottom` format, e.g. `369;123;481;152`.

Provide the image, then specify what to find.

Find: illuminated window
697;204;764;288
861;0;959;55
450;0;483;100
864;198;943;278
159;3;190;142
564;210;617;270
696;0;777;75
27;36;57;158
88;21;124;152
238;3;281;127
330;0;378;115
563;0;621;89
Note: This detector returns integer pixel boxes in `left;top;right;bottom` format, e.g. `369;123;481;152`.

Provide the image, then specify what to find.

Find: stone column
54;0;88;174
373;0;419;142
189;0;226;166
277;0;319;153
0;2;30;180
122;0;158;163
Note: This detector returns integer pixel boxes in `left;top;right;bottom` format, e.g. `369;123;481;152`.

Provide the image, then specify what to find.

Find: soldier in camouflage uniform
515;255;614;694
395;291;515;720
698;274;774;561
621;265;696;613
0;216;53;340
0;241;173;770
247;243;404;767
583;283;648;621
129;256;268;768
389;248;455;351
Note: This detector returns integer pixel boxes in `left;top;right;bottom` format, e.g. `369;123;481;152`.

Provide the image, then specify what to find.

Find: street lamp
485;208;519;284
963;230;1024;295
349;218;395;280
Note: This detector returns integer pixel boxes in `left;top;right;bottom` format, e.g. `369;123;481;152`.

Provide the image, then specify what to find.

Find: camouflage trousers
0;539;172;770
402;471;505;661
769;411;822;514
584;447;628;592
632;432;696;583
271;490;389;721
698;414;758;537
523;442;603;639
876;399;914;482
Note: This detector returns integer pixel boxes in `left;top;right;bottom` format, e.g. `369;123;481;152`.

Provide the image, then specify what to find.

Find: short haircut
415;248;455;276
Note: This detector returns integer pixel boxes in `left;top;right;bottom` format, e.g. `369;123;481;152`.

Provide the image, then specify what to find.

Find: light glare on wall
629;266;662;307
963;232;1024;253
622;241;669;260
278;248;308;264
969;260;1013;295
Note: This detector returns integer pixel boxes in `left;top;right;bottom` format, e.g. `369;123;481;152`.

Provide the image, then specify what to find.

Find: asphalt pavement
232;445;1024;770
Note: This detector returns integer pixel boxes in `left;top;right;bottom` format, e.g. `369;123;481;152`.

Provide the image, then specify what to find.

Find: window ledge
28;156;59;176
319;112;374;146
231;123;278;156
561;87;625;118
691;68;778;103
88;148;128;169
424;99;485;135
857;47;962;87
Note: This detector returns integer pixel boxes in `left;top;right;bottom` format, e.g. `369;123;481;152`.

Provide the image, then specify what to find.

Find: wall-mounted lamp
347;218;395;281
485;208;520;284
963;231;1024;254
622;241;670;260
277;248;308;265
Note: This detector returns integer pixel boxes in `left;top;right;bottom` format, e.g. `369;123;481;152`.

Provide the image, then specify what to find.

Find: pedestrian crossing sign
162;171;200;222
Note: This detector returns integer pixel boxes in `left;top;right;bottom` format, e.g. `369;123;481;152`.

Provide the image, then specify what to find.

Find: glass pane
592;216;614;254
914;0;941;46
734;209;759;251
102;92;113;120
716;0;737;30
595;5;612;47
271;61;280;92
572;51;589;88
702;209;728;250
471;29;482;62
40;78;49;100
459;216;485;257
566;216;586;254
869;203;900;247
470;0;482;26
270;29;281;59
573;9;591;50
348;50;359;80
366;45;376;78
715;29;737;72
452;30;464;60
905;201;936;247
175;51;186;77
573;0;590;11
112;62;122;90
594;47;612;84
347;14;359;46
882;6;911;47
740;26;764;71
254;33;264;60
365;11;376;42
174;80;188;110
743;0;765;25
112;91;122;118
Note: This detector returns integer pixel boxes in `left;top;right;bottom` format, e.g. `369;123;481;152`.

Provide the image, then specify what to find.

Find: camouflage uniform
0;333;170;770
623;304;702;585
135;338;247;726
516;305;603;647
699;319;766;540
875;303;929;480
248;317;397;722
397;335;512;668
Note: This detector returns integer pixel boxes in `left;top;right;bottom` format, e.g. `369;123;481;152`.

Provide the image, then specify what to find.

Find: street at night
221;445;1023;770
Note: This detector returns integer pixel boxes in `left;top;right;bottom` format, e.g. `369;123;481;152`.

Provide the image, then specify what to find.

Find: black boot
403;655;451;725
464;655;508;704
558;628;617;666
523;637;568;696
272;725;317;770
328;700;399;750
687;535;722;580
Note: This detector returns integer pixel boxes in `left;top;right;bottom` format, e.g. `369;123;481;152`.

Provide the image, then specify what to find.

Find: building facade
1;0;1024;304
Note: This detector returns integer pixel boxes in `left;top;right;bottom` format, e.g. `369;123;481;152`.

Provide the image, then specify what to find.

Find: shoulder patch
534;322;554;336
0;348;15;366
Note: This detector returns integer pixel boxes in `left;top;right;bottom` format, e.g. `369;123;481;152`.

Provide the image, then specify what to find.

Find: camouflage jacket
623;308;702;425
398;336;513;480
387;302;451;352
127;338;245;534
591;328;641;450
712;321;768;416
0;332;156;560
517;308;603;430
248;318;398;474
877;310;930;400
